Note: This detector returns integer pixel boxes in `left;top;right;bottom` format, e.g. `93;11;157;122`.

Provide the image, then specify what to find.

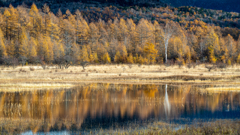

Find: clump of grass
29;67;35;71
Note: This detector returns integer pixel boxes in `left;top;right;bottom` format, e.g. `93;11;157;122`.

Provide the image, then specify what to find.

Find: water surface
0;83;240;134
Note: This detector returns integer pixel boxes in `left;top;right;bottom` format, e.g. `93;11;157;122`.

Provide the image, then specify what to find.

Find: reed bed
0;119;239;135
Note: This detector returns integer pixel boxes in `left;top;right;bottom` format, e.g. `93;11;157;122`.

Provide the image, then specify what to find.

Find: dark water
0;83;240;134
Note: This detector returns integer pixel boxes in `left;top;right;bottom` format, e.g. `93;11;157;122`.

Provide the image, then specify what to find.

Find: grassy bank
0;64;240;81
0;119;239;134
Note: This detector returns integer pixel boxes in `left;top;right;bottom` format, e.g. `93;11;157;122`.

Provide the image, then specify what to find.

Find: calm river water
0;83;240;134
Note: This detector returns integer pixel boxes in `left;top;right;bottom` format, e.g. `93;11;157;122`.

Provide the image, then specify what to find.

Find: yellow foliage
143;43;158;64
6;41;15;57
29;37;37;58
71;43;80;62
46;37;54;63
227;59;231;66
102;52;111;63
158;57;164;64
81;46;89;62
89;52;94;63
176;58;185;66
127;53;134;64
29;3;39;16
0;3;240;66
0;29;7;57
114;51;121;63
3;9;10;17
93;52;98;63
143;57;149;64
19;28;29;57
206;29;218;64
138;55;144;64
208;46;217;64
115;44;128;63
237;54;240;64
185;46;191;64
221;48;229;63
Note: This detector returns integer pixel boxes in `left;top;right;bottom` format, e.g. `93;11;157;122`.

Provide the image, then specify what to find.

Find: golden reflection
0;84;239;134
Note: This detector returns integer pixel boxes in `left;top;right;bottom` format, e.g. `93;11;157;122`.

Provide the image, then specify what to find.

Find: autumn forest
0;4;240;67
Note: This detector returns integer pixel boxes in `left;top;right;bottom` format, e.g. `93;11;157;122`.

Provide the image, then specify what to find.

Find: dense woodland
1;0;239;13
0;4;240;67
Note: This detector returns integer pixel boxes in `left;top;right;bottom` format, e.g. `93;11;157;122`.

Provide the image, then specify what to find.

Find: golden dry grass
0;83;74;92
0;64;240;88
0;118;239;135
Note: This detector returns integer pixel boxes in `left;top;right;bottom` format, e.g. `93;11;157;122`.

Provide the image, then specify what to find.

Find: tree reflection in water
0;83;240;134
164;84;171;119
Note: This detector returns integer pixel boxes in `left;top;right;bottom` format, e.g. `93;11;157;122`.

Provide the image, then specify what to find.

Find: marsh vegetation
1;64;240;85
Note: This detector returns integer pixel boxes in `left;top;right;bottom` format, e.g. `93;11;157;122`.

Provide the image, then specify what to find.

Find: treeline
0;4;240;67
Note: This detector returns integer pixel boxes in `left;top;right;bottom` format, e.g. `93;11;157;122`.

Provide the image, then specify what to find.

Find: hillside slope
0;0;239;13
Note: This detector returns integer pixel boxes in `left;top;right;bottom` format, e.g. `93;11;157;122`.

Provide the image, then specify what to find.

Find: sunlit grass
0;83;75;92
0;64;239;85
202;87;240;92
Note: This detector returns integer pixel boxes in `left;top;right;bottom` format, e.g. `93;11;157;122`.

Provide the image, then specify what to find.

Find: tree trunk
165;46;167;63
165;39;169;63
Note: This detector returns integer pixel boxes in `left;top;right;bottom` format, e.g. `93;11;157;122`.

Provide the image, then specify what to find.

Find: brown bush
205;65;217;72
30;68;35;71
187;63;193;69
217;63;227;70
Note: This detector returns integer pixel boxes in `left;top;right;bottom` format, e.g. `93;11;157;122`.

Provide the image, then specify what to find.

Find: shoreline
1;64;240;91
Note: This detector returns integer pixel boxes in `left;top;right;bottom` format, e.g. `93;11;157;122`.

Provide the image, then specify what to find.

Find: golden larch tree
143;43;158;64
18;28;29;57
0;28;7;58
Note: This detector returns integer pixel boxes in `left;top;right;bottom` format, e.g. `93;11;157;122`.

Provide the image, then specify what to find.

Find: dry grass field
1;64;240;91
1;64;240;82
0;118;239;135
